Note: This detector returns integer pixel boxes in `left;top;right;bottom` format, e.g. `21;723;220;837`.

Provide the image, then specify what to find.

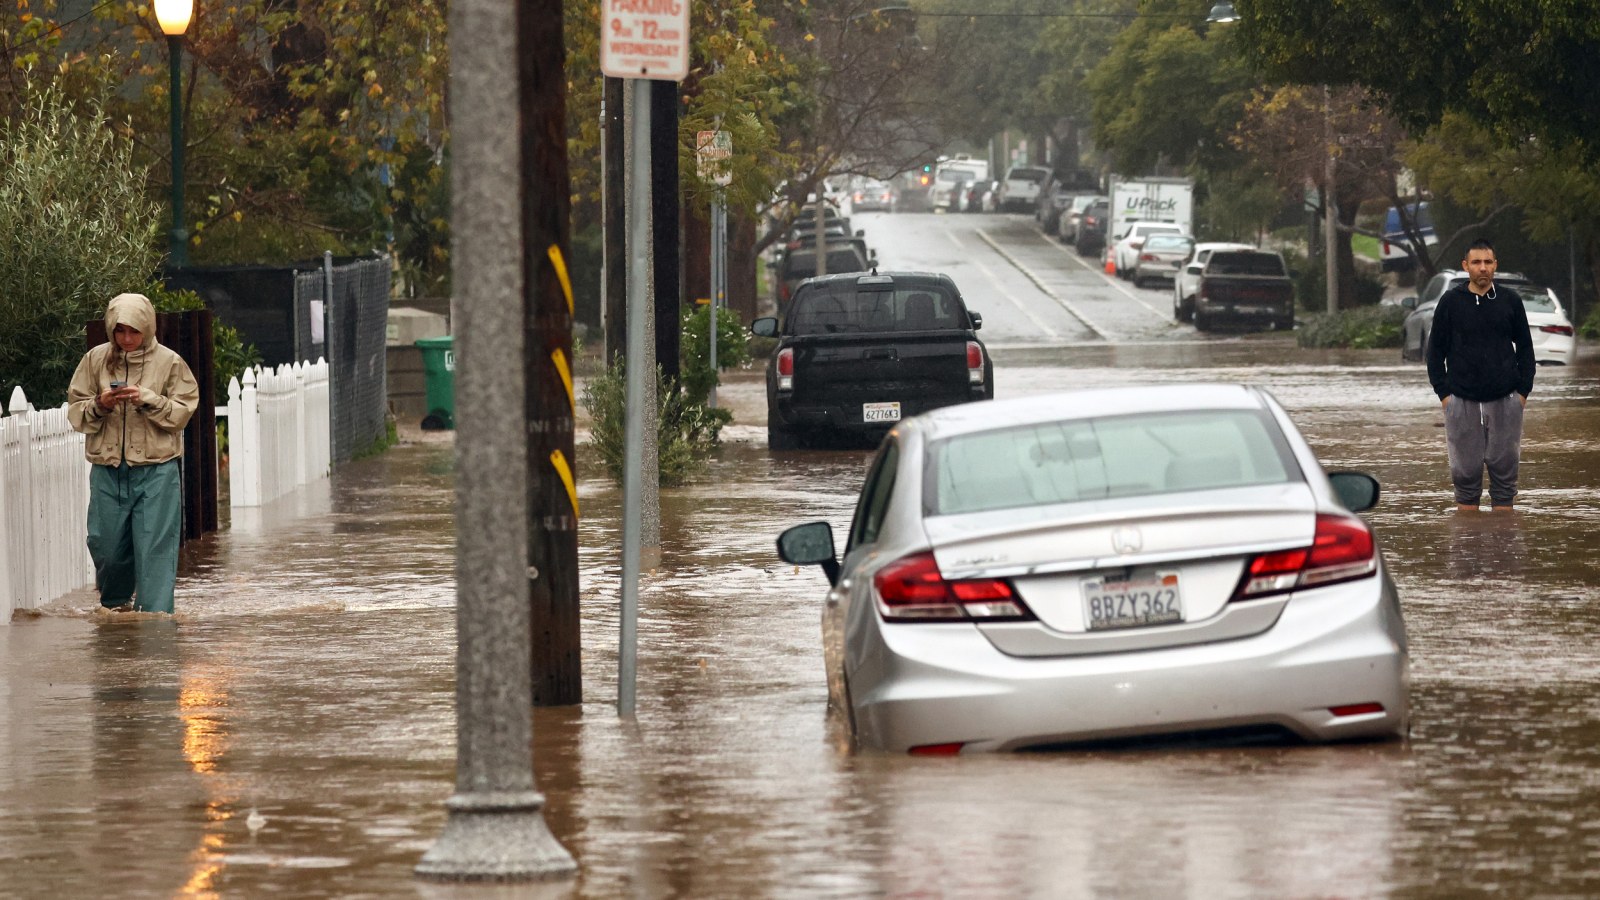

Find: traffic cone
1103;256;1116;276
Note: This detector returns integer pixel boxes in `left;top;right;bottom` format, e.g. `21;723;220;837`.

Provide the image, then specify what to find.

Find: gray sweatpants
1443;394;1524;507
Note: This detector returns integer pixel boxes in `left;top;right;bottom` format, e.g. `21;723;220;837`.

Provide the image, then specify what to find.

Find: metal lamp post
154;0;192;268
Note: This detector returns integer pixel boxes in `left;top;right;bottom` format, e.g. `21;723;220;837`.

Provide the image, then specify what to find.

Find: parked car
1131;233;1195;288
1111;222;1188;278
1074;198;1112;256
930;162;986;211
750;271;991;450
1192;249;1296;332
1056;194;1105;244
997;165;1050;213
1399;270;1574;365
1380;202;1437;273
776;383;1409;753
771;244;872;311
1035;181;1075;232
1173;242;1257;322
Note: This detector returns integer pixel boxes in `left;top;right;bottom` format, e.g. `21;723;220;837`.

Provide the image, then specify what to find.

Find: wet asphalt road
3;210;1599;898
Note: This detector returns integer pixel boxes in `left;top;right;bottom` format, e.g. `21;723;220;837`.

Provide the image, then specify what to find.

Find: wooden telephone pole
521;0;581;706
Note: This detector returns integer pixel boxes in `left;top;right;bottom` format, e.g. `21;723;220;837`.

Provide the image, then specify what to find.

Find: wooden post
522;0;582;706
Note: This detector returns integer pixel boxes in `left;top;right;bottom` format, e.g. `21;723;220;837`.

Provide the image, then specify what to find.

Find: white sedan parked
1111;222;1188;280
778;384;1410;754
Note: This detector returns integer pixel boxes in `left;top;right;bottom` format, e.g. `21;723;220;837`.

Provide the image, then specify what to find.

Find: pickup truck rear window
788;288;968;336
1207;252;1287;277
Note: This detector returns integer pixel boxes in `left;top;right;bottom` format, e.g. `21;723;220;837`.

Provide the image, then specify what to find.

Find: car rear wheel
1194;308;1212;332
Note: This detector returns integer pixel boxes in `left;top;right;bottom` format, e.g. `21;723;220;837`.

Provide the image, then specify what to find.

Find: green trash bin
415;335;456;430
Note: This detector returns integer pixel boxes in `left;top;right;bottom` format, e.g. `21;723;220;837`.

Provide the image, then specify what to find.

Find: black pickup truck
1192;249;1296;332
750;271;993;450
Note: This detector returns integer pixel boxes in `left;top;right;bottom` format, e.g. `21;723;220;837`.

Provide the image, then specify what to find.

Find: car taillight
1233;513;1376;601
854;191;863;202
779;281;792;305
966;341;984;386
873;551;1033;622
776;348;794;391
1140;253;1157;263
1540;324;1574;336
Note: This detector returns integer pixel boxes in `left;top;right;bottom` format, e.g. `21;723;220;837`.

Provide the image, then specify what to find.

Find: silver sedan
778;384;1410;754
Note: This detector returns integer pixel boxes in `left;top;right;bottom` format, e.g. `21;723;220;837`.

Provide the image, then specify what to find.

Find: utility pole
522;0;580;706
652;80;682;381
604;77;626;363
416;0;574;879
1324;85;1340;314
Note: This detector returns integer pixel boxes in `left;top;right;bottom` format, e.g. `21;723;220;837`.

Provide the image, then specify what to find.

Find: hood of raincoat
105;292;159;353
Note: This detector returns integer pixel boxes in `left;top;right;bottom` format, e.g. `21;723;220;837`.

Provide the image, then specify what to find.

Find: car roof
906;384;1269;442
798;270;956;291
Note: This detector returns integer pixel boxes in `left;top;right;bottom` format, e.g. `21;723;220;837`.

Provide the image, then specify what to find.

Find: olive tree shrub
0;85;162;408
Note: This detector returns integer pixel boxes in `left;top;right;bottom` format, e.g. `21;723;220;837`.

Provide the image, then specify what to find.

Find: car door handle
827;578;851;607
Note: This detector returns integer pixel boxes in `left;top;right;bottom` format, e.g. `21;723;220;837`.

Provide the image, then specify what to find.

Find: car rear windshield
1143;235;1193;251
788;287;968;335
1522;288;1559;314
1009;168;1049;182
926;409;1300;515
783;250;868;281
1208;252;1286;276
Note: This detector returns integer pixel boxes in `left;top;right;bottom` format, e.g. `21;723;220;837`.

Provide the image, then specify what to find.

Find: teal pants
87;460;182;614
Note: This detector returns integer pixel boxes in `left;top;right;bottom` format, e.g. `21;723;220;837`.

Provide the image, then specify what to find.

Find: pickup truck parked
1191;249;1296;333
750;271;993;450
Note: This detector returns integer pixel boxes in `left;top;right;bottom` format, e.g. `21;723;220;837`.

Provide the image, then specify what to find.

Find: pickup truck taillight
779;281;792;304
966;341;984;385
776;348;794;391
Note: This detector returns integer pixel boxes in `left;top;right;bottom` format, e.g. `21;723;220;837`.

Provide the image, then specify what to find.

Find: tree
2;0;450;292
0;85;162;406
1238;0;1600;161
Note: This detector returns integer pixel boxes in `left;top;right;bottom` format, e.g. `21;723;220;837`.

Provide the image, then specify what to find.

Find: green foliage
679;303;751;407
3;0;450;279
1295;306;1406;349
1580;306;1600;341
0;85;162;408
1282;247;1384;311
582;359;728;487
351;416;400;460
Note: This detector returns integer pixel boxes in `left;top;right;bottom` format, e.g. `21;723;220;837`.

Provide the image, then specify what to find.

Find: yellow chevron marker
548;245;573;316
551;348;574;410
550;449;578;517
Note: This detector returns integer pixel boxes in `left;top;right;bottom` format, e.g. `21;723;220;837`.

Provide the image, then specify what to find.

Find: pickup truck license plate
1083;574;1183;631
863;402;901;423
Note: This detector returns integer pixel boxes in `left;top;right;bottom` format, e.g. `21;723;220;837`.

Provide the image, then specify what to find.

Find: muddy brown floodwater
3;341;1598;898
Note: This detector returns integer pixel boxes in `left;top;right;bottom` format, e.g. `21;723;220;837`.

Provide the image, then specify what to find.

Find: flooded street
5;211;1600;897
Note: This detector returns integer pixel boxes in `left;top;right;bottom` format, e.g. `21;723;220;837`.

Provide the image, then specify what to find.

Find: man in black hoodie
1426;238;1536;512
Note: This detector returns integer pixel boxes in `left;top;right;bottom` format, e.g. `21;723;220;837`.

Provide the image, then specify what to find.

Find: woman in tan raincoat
66;293;200;614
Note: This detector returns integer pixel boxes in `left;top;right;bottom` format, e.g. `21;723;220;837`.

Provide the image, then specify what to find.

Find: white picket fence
225;360;331;507
1;388;94;624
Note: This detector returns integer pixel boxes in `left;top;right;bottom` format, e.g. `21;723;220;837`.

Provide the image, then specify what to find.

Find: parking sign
600;0;690;81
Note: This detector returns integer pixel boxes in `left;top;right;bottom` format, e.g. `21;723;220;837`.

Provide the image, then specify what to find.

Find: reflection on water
3;352;1599;896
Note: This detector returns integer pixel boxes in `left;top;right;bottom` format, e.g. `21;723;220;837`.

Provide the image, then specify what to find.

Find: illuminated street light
154;0;193;267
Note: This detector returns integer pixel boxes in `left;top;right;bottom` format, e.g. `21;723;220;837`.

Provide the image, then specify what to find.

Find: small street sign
600;0;690;81
696;130;732;186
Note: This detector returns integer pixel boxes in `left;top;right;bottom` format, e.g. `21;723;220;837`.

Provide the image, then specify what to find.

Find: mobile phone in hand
109;380;126;390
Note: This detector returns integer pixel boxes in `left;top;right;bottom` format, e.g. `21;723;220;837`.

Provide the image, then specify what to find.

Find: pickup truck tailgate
792;333;972;412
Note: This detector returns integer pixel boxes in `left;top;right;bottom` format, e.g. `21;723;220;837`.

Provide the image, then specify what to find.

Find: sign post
697;130;731;409
601;0;689;718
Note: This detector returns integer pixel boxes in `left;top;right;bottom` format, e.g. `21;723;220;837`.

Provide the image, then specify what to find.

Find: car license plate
863;402;901;423
1082;574;1183;631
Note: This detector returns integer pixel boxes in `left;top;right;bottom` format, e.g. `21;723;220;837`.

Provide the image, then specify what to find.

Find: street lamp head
1206;2;1240;23
154;0;194;36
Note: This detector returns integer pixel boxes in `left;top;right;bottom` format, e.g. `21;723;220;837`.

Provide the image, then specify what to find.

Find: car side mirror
856;229;865;237
1328;471;1380;513
969;310;983;330
1399;296;1418;310
750;316;778;338
777;521;840;585
1186;264;1202;274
